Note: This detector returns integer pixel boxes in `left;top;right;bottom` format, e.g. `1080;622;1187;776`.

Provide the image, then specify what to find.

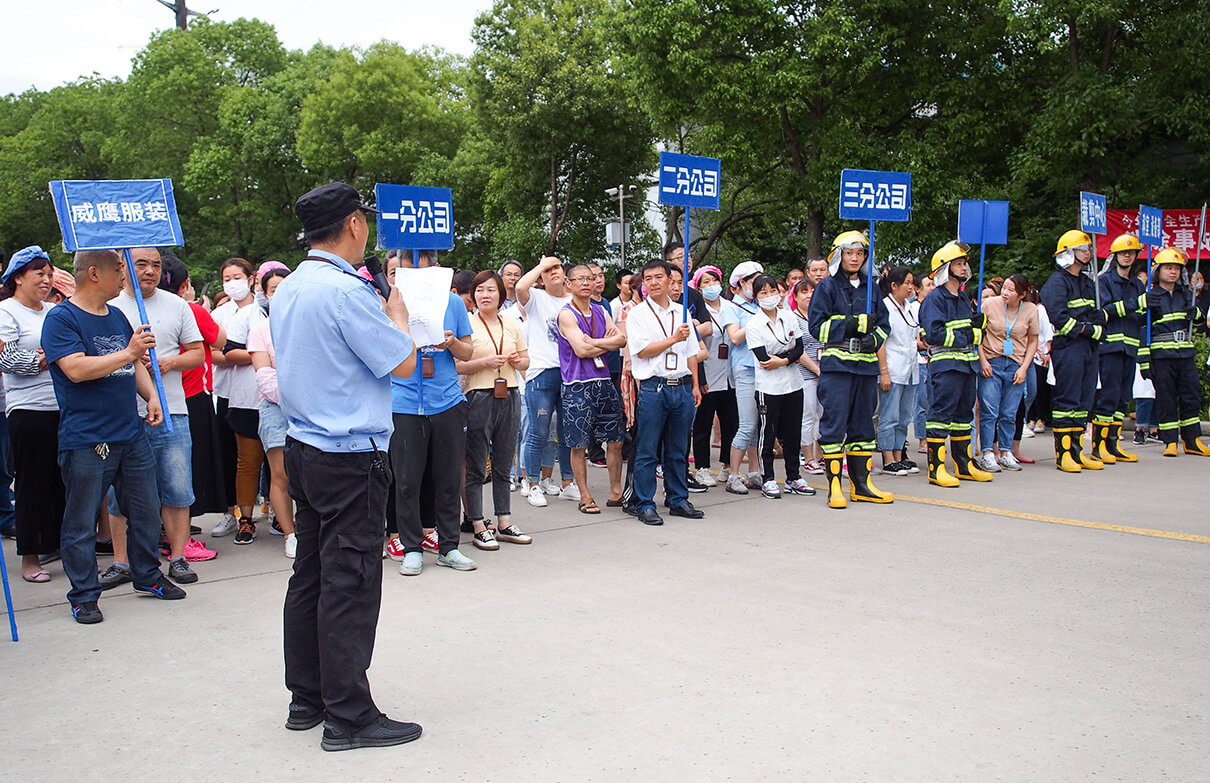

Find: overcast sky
2;1;494;96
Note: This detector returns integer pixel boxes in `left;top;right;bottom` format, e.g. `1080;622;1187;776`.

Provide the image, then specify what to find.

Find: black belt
641;376;687;387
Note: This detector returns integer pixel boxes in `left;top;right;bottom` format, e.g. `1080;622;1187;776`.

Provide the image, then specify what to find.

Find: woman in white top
690;267;740;487
744;274;814;499
912;272;934;455
876;267;921;475
0;247;65;582
210;258;265;542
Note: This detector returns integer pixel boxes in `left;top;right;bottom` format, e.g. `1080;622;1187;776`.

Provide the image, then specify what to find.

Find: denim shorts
561;378;625;449
258;399;289;451
108;414;193;512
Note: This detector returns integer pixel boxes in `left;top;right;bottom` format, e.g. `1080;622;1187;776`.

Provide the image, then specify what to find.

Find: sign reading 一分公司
49;179;184;251
374;184;454;251
838;169;912;222
658;152;721;210
1079;191;1108;236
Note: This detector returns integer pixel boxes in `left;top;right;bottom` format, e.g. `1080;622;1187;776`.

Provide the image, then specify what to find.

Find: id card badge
718;343;729;360
593;356;606;370
421;354;435;378
664;353;678;371
493;376;509;398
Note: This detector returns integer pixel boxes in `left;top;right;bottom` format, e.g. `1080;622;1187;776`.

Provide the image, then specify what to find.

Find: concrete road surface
2;435;1208;781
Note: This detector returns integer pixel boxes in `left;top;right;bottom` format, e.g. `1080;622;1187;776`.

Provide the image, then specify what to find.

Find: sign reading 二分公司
1138;205;1163;246
838;169;912;222
658;152;721;210
1079;191;1108;236
374;184;455;251
49;179;184;251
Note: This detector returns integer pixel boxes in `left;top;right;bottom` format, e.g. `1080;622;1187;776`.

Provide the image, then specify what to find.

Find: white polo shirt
625;296;699;381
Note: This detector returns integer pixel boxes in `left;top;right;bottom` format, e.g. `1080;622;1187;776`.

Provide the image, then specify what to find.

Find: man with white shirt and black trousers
626;260;706;526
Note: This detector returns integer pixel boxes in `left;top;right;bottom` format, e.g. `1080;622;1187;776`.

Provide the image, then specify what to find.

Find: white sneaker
998;451;1022;471
539;477;561;496
526;484;548;508
1022;427;1035;439
559;483;581;502
399;551;423;576
211;513;238;537
717;466;731;485
761;480;782;499
509;476;519;492
283;533;297;559
693;467;718;487
725;474;749;495
979;452;1002;472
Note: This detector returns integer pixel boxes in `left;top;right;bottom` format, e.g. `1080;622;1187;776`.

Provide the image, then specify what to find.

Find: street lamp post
605;184;637;266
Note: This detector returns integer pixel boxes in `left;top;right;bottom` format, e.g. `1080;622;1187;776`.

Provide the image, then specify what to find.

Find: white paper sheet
395;266;454;347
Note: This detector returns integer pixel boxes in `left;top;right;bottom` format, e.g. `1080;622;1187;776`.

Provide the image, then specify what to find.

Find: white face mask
701;284;722;301
224;279;250;302
758;295;780;311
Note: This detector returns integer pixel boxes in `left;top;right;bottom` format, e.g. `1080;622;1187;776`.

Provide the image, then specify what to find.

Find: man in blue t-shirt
388;288;475;576
41;249;186;624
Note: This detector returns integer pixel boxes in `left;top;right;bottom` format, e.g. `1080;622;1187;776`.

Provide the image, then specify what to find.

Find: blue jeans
979;356;1028;452
877;382;917;452
634;379;695;511
59;436;164;605
1136;397;1156;429
0;411;14;534
731;366;758;451
523;368;571;481
913;362;930;441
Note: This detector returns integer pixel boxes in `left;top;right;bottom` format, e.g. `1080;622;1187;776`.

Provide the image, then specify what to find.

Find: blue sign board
838;169;912;222
957;200;1009;246
1079;191;1108;235
49;179;184;251
1138;204;1163;246
657;151;721;210
374;184;454;251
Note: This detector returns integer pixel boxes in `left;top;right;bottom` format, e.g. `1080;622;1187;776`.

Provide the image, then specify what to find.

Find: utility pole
154;0;211;30
605;184;637;266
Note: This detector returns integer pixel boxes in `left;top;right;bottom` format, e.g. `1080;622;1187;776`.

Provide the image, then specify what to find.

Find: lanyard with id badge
648;300;680;371
478;313;510;398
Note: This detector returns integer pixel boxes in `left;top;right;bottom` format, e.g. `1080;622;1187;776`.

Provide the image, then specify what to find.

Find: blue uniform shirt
719;296;758;372
270;249;414;453
390;292;472;416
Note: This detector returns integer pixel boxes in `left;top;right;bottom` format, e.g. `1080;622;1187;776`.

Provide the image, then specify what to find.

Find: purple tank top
557;301;610;384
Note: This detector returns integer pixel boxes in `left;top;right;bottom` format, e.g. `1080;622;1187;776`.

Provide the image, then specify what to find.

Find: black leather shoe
637;508;664;526
321;714;422;752
669;503;704;519
286;702;325;731
622;503;639;517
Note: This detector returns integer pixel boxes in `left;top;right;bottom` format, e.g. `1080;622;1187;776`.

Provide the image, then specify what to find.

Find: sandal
22;569;51;583
605;497;624;507
578;499;601;514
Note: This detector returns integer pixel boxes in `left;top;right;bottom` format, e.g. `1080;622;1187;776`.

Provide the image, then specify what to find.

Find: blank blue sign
957;200;1009;245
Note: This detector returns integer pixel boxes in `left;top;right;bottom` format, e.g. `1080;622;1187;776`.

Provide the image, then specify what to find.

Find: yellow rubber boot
927;438;960;487
1092;423;1116;465
846;451;894;503
1055;429;1082;473
1183;438;1210;456
1077;429;1104;469
1162;441;1179;457
1109;422;1138;462
950;435;993;481
824;454;847;508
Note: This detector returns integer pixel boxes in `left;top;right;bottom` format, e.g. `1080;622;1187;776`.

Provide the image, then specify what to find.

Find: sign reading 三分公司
1138;205;1163;246
49;179;184;251
658;151;721;210
374;184;454;251
838;169;912;222
1079;191;1108;236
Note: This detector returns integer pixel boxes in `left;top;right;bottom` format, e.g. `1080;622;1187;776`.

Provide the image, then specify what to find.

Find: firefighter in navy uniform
918;241;993;487
1091;233;1146;464
1138;247;1210;457
807;230;893;508
1040;230;1107;472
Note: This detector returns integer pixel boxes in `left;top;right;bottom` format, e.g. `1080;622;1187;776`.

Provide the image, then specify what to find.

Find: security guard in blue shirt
808;230;893;508
1040;230;1107;472
1091;233;1147;463
918;241;994;487
1138;247;1210;457
271;182;421;752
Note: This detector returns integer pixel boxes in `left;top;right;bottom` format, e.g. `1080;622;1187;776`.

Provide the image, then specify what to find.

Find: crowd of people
1;222;1208;618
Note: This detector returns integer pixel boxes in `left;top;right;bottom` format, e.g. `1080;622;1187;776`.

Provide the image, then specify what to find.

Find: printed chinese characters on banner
1101;209;1209;260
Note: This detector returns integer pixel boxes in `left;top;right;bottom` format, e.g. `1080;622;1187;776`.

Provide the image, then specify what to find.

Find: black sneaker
1132;430;1146;445
133;578;187;600
286;702;325;731
167;558;198;584
1146;431;1163;444
95;539;115;555
190;524;202;536
98;562;132;590
321;714;422;752
72;601;104;624
233;522;256;545
589;457;607;468
900;458;920;474
686;475;708;493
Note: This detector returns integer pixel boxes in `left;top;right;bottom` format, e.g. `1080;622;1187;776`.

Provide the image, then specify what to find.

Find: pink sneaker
384;536;406;561
421;529;438;553
182;538;218;562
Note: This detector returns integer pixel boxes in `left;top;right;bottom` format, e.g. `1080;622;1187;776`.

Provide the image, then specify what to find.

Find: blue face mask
701;284;722;301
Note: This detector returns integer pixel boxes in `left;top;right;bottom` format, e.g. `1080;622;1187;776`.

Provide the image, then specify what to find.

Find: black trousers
215;396;238;508
927;368;976;440
1028;363;1053;425
757;389;803;481
390;405;466;555
464;389;520;520
186;392;227;517
1093;351;1135;423
817;371;877;452
7;409;64;556
692;388;739;470
1152;357;1202;444
1051;339;1098;430
283;438;389;728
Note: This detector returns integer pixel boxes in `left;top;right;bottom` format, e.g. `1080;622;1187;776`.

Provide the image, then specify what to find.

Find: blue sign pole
122;250;173;433
0;537;17;641
1138;204;1164;345
683;208;692;320
866;219;876;315
976;201;988;310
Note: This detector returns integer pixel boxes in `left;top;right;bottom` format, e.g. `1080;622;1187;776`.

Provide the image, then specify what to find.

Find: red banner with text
1101;209;1209;259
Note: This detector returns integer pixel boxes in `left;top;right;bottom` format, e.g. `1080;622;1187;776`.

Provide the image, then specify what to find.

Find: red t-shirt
183;301;221;397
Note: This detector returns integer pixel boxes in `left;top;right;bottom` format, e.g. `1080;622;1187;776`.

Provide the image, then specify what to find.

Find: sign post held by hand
49;179;185;433
1079;191;1108;308
1138;204;1164;344
838;169;913;315
958;199;1009;309
658;151;721;320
